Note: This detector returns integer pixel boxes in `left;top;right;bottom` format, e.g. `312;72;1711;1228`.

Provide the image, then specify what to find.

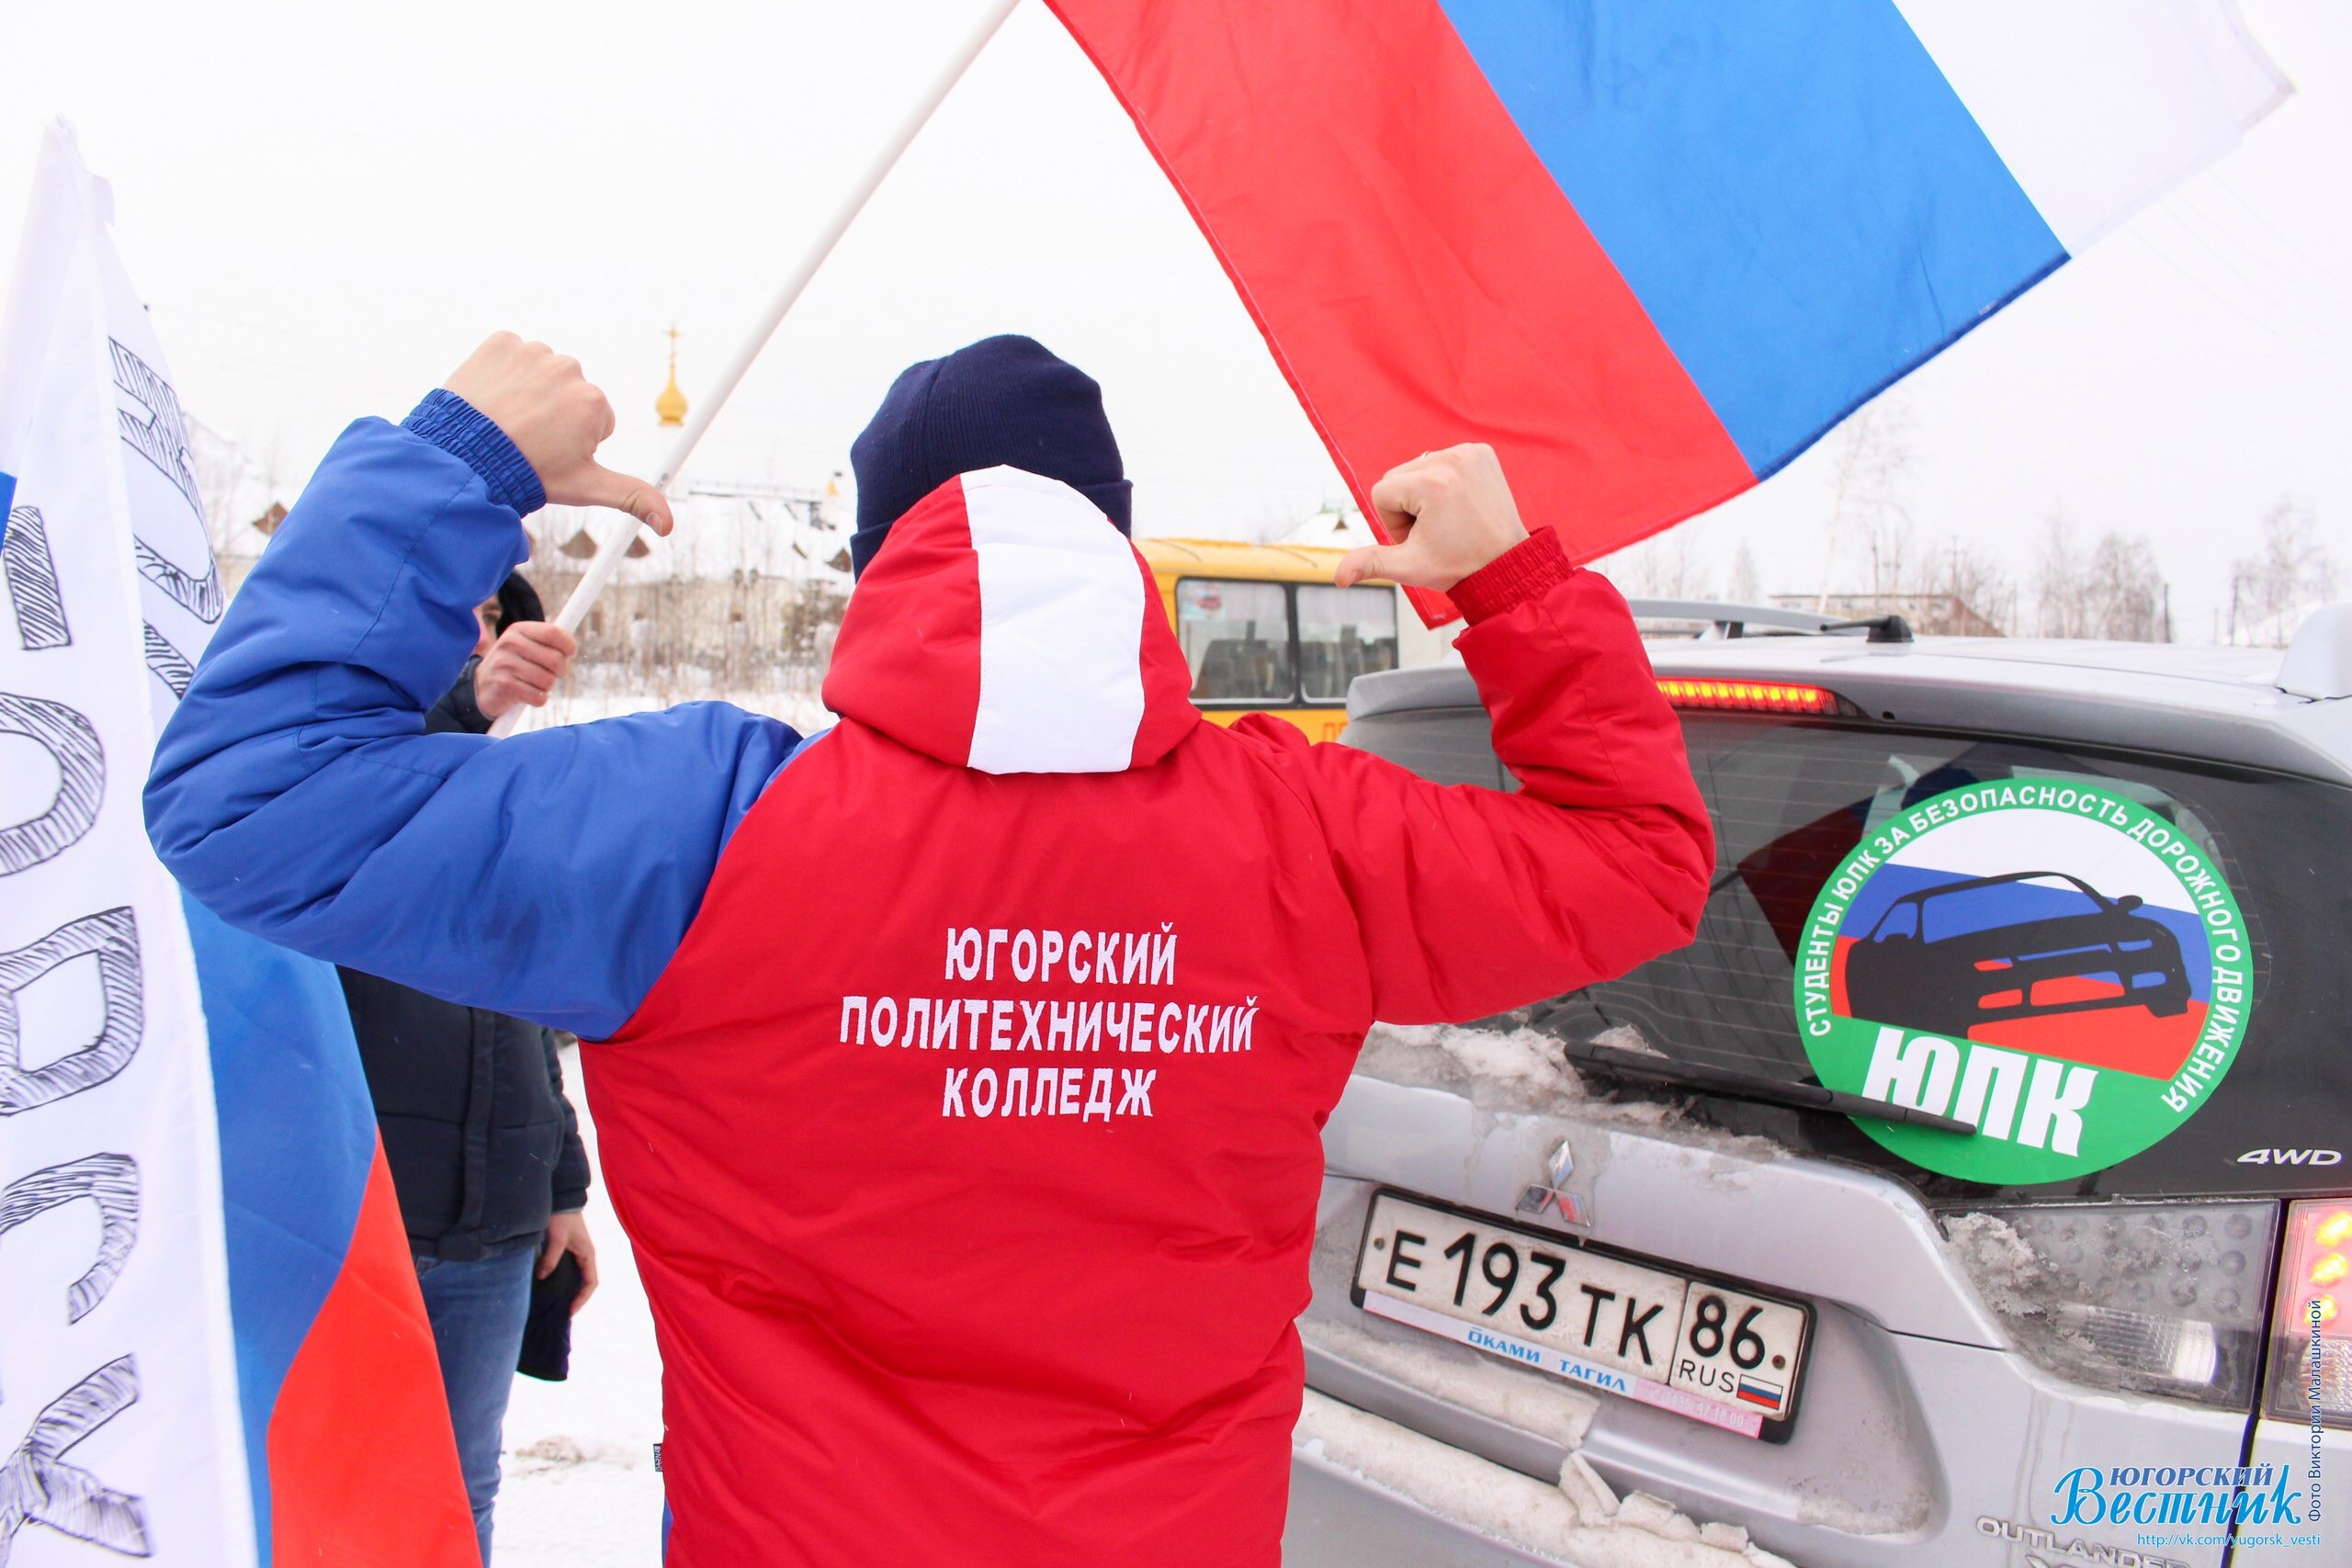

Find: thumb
1337;541;1417;589
576;462;675;536
537;1230;558;1278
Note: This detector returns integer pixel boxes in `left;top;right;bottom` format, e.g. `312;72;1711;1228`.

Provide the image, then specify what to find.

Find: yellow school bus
1136;538;1405;741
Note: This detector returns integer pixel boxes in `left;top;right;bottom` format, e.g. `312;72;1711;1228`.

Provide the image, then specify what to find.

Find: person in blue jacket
145;332;1155;1557
147;336;755;1041
145;332;1139;1042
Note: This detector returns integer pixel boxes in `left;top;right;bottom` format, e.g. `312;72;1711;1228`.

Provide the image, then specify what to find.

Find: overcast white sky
4;0;2346;641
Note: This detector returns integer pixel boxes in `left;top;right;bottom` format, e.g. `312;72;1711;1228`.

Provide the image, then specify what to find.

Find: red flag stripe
266;1145;480;1567
1046;0;1754;623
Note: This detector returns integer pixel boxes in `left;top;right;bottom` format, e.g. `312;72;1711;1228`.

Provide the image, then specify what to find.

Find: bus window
1176;579;1292;703
1296;584;1399;702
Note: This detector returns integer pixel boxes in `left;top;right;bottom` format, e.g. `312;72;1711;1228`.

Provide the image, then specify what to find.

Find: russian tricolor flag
0;122;475;1565
183;905;481;1563
1048;0;2287;621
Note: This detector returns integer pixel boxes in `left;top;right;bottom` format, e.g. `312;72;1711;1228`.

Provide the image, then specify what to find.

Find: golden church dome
656;324;687;428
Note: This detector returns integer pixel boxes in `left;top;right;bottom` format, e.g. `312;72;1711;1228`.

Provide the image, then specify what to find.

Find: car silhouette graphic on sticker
1842;870;2191;1040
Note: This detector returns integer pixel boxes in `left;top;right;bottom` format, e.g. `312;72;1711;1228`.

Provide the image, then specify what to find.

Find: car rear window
1514;716;2352;1196
1336;705;1505;789
1544;725;2202;1073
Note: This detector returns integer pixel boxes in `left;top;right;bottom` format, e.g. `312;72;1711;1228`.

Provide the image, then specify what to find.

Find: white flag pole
494;0;1023;737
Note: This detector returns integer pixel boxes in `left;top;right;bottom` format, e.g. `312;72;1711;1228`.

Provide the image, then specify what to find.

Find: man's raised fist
445;333;674;535
1336;444;1532;592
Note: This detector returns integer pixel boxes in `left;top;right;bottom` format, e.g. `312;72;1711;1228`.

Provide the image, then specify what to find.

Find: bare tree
1819;400;1917;607
2033;515;2169;641
1920;536;2018;635
2084;533;2166;642
2228;499;2336;648
2032;514;2085;637
1725;542;1760;604
1601;525;1714;601
189;419;261;555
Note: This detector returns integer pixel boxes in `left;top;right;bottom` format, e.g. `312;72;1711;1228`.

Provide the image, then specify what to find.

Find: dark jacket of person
342;656;590;1260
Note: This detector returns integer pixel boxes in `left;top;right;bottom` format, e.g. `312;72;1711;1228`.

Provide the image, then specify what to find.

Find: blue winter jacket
145;395;810;1040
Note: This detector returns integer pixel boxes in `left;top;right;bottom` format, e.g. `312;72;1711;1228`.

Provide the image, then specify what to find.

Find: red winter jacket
589;466;1712;1563
149;407;1709;1564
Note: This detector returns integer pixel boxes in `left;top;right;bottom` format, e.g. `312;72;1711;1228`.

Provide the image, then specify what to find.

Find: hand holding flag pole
1336;444;1529;594
489;0;1023;738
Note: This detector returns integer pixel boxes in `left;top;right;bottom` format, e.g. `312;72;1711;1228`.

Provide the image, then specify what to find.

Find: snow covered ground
493;1045;668;1568
498;680;834;739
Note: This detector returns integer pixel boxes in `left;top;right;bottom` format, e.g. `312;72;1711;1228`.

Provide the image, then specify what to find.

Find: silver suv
1286;602;2352;1568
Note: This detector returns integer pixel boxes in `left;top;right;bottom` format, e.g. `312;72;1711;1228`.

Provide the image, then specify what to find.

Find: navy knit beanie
848;334;1131;577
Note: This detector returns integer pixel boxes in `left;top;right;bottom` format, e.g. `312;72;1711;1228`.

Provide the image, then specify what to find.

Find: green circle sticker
1792;782;2250;1184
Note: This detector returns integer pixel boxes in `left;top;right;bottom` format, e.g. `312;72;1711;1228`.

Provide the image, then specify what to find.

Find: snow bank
1355;1021;1579;1108
1939;1211;2044;1321
1354;1023;1787;1162
503;683;833;737
1937;1208;2220;1398
1937;1208;2165;1404
1295;1391;1793;1568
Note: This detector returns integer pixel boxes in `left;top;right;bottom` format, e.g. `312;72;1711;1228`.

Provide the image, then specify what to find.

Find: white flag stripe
1896;0;2290;254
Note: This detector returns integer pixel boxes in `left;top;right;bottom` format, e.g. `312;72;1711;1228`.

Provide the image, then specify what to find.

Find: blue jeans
415;1244;537;1563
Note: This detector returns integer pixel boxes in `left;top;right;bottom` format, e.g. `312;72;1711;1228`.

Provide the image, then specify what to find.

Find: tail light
2264;1200;2352;1429
1942;1201;2277;1408
1655;678;1860;716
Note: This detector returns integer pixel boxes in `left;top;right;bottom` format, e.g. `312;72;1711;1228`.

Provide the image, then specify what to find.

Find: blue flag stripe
1438;0;2066;474
182;892;376;1563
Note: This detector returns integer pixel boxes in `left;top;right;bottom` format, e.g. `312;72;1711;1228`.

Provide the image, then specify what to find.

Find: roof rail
1625;598;1914;643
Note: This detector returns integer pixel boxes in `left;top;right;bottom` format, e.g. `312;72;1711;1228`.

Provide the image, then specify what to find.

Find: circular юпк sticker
1792;781;2250;1184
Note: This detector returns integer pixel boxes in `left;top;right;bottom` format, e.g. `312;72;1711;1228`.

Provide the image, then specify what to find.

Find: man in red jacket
149;333;1713;1565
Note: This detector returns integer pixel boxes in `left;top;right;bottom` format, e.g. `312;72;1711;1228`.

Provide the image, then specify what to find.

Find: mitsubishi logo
1513;1136;1587;1224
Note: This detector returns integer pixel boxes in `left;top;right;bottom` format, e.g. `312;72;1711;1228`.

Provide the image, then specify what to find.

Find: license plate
1351;1190;1812;1440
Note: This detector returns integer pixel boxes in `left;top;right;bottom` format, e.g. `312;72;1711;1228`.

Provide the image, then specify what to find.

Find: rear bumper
1301;1293;2259;1568
1284;1389;1770;1566
1286;1448;1581;1568
1305;1104;2264;1568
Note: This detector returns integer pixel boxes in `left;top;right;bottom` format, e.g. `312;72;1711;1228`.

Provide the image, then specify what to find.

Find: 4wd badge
1791;782;2251;1184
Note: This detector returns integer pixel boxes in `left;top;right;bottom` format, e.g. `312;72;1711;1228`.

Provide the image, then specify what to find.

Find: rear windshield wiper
1563;1040;1977;1136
